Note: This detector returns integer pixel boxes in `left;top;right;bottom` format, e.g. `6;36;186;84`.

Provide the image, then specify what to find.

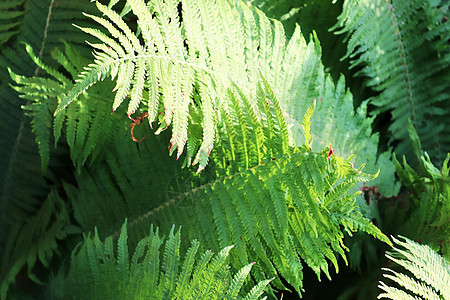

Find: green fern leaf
277;26;398;197
391;152;450;259
52;0;321;173
302;98;315;150
90;83;389;295
334;0;450;164
0;2;102;298
378;236;450;300
0;0;25;46
10;43;128;171
160;226;181;299
116;220;129;287
227;262;256;300
173;240;200;298
0;190;76;300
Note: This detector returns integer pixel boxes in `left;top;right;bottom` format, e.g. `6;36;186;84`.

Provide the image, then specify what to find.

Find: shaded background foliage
0;0;449;299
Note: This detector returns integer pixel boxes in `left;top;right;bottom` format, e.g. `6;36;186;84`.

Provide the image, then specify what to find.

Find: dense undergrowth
0;0;449;299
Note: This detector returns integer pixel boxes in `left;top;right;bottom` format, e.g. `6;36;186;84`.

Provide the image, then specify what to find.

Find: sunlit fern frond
55;0;385;176
378;236;450;300
276;30;398;197
66;82;390;295
53;0;298;172
120;90;390;294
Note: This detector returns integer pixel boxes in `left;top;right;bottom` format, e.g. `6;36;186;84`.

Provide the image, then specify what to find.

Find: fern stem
35;0;56;76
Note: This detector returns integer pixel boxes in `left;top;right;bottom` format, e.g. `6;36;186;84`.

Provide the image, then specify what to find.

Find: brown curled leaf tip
129;112;149;142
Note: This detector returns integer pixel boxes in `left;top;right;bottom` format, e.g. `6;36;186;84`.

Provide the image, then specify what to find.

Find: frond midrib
383;0;415;124
109;53;214;75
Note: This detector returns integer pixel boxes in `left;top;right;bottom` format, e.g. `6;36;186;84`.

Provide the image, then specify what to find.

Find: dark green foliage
334;0;450;165
0;190;79;299
49;221;272;300
336;137;450;298
1;0;448;299
65;127;192;238
0;0;25;46
0;0;100;298
389;152;450;259
10;42;125;172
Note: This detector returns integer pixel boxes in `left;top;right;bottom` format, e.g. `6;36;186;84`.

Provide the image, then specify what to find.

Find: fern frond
0;189;77;300
64;124;206;240
5;1;404;298
277;27;399;197
50;220;271;299
53;0;323;173
126;145;384;293
173;240;200;297
10;43;127;171
8;44;68;171
391;152;450;259
23;0;100;62
116;220;129;286
0;0;95;224
334;0;450;164
160;226;181;299
0;1;109;298
227;261;256;299
88;86;389;295
0;114;58;300
62;76;389;294
301;98;315;149
378;236;450;300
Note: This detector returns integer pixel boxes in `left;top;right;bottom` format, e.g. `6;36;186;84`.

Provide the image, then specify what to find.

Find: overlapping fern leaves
10;43;126;171
0;189;78;300
50;221;272;300
0;1;102;298
3;0;425;298
275;30;398;197
334;0;450;164
52;0;399;188
66;81;390;295
125;86;391;294
392;150;450;259
56;0;288;172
